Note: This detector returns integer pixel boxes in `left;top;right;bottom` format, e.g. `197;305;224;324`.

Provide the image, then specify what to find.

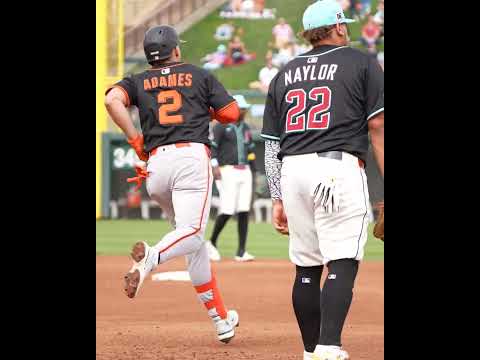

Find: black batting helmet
143;25;183;65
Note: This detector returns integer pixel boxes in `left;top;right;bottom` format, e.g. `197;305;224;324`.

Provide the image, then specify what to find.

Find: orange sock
194;272;228;320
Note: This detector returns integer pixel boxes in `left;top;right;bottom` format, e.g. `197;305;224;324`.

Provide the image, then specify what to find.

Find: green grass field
180;0;325;90
132;0;379;90
96;219;384;260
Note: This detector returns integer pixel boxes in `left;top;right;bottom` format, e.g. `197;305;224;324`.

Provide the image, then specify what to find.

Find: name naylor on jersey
284;64;338;86
144;73;193;90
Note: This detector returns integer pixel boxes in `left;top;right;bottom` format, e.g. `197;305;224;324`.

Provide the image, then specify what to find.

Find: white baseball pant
216;165;252;215
281;152;371;267
146;142;213;286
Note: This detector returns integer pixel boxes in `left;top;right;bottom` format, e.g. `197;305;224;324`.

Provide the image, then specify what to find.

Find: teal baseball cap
303;0;355;30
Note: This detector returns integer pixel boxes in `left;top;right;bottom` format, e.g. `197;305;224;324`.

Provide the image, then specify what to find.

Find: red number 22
285;86;332;133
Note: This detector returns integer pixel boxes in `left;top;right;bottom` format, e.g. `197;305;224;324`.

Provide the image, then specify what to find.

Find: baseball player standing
262;1;384;359
104;25;241;343
206;95;256;262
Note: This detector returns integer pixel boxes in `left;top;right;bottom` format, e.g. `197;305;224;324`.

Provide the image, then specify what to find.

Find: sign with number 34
112;147;139;169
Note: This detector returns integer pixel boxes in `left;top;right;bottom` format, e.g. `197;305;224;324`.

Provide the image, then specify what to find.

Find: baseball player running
206;95;256;262
262;1;384;359
104;25;241;343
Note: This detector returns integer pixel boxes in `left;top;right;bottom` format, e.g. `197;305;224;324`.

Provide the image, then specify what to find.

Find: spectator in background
360;15;381;49
349;0;358;18
373;0;384;36
351;0;370;20
272;17;294;49
272;41;295;68
228;35;247;63
359;0;372;17
254;0;265;13
293;41;312;57
214;21;235;41
250;53;279;94
225;0;271;18
230;0;243;12
202;44;228;71
354;1;363;19
241;0;255;13
338;0;351;12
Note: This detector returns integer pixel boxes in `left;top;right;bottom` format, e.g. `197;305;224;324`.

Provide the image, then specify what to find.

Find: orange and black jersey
107;62;236;152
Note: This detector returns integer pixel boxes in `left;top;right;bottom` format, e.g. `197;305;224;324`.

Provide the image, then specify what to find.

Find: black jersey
108;62;235;152
210;121;255;166
261;45;384;162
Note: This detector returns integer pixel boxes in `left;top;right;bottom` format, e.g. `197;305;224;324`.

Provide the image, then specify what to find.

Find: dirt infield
96;257;383;360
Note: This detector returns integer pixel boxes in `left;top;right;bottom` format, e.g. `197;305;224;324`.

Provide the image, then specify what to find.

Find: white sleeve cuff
261;133;281;141
367;107;384;120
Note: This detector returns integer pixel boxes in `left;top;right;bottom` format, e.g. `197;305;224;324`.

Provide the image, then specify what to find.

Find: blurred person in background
272;41;295;68
272;17;295;49
241;0;255;13
349;0;358;18
254;0;265;13
293;41;313;57
338;0;351;12
360;15;381;49
358;0;371;17
353;1;364;20
214;21;235;41
230;0;243;12
250;53;279;94
207;95;257;262
373;0;384;36
228;35;247;63
202;44;228;71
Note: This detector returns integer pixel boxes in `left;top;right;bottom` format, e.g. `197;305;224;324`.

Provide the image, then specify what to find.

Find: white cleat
206;241;221;261
216;310;240;344
313;345;350;360
124;241;158;299
234;251;255;262
304;351;315;360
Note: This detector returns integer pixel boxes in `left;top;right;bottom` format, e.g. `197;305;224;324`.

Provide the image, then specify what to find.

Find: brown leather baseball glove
373;201;384;241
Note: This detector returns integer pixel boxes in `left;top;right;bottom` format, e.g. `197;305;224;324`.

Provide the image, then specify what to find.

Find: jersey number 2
285;87;331;133
158;90;184;125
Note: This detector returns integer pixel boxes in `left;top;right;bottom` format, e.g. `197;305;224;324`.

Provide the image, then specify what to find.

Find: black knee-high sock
236;211;249;256
319;259;359;346
292;265;323;353
210;214;231;247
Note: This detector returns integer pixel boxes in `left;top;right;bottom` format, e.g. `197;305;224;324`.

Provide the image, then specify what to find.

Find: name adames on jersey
144;72;193;90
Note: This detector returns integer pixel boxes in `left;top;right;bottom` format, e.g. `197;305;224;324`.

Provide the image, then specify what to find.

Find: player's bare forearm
371;135;384;177
369;112;384;178
212;164;222;180
105;88;139;141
